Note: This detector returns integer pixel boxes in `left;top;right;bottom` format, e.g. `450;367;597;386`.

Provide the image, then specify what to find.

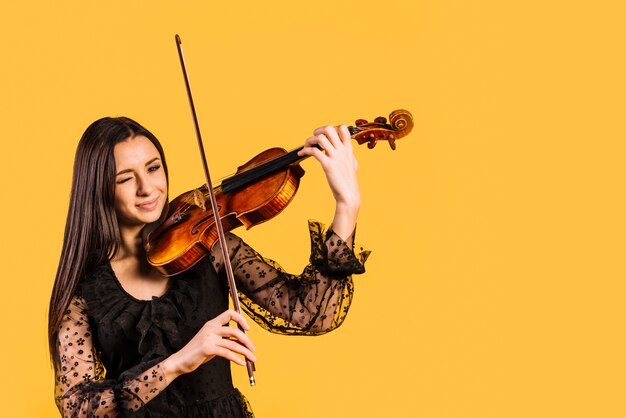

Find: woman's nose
136;174;154;196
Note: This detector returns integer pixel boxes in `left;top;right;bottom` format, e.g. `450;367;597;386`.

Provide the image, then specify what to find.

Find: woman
48;117;369;417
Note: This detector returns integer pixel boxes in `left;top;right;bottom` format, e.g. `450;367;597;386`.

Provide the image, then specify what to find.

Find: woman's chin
141;211;165;225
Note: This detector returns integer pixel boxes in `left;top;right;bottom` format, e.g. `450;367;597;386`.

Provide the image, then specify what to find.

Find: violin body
146;109;414;277
146;148;305;276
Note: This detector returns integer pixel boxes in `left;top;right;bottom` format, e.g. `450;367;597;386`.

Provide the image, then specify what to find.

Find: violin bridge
193;188;207;212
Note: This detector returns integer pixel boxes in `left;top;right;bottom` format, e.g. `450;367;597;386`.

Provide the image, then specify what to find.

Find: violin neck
220;146;310;194
221;126;359;194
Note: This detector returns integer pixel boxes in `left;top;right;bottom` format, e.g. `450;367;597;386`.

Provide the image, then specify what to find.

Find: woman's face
113;135;168;229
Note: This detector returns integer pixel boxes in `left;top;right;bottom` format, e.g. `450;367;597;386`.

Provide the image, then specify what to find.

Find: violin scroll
349;109;413;150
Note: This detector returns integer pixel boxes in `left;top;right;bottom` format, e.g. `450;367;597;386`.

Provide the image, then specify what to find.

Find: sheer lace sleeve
54;296;169;417
210;220;370;335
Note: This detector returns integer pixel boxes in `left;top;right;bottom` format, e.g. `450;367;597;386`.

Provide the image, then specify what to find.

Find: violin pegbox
349;109;414;150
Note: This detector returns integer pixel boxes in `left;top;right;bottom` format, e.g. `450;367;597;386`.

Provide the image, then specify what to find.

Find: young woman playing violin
48;116;369;417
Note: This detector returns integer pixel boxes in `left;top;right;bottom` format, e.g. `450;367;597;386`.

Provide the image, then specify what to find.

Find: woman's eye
117;177;132;184
148;165;161;173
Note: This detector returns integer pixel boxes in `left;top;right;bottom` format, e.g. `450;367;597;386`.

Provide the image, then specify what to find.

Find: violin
145;109;414;277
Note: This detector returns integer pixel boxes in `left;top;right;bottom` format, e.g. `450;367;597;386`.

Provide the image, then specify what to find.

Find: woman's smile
136;197;160;211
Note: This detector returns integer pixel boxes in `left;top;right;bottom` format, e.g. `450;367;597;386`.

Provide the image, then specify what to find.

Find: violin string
216;127;366;188
192;126;371;197
221;146;305;182
174;125;374;212
220;147;309;194
169;197;188;220
171;193;195;219
171;126;370;215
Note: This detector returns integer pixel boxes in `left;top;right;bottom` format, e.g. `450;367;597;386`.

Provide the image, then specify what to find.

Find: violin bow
175;34;256;386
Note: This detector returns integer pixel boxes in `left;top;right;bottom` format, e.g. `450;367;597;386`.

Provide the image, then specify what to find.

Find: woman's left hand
298;125;361;240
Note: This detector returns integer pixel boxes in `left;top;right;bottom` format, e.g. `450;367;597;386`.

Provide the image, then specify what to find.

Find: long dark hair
48;116;169;361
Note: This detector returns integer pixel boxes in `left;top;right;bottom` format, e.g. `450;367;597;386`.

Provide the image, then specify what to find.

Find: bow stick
175;34;256;386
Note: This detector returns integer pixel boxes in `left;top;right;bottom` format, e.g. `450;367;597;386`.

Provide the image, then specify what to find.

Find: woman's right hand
161;309;257;381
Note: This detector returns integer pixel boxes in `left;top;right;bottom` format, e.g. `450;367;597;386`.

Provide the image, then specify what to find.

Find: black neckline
106;262;173;303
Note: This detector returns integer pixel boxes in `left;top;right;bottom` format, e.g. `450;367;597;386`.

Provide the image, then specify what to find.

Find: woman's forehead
114;136;161;170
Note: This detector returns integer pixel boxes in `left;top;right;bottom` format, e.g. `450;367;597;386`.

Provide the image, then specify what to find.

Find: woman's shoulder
74;261;138;324
75;262;115;297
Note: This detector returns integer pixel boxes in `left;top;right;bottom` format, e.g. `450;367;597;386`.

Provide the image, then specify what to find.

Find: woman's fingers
213;345;248;366
337;124;353;148
216;338;257;364
302;132;334;158
313;124;353;148
298;124;360;204
209;309;250;330
298;128;344;162
204;309;257;365
300;125;355;168
297;143;326;162
173;309;258;375
214;325;256;352
313;125;342;149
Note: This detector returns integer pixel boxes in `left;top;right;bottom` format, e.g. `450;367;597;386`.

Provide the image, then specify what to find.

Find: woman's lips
136;197;159;211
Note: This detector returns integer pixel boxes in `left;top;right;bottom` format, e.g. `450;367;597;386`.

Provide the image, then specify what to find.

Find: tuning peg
367;133;378;149
388;136;396;150
355;119;368;127
374;116;387;124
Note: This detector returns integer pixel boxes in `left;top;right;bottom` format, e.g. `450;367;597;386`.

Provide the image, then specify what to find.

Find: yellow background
1;1;625;417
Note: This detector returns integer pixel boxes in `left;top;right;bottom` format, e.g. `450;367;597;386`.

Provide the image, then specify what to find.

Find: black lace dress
54;221;370;417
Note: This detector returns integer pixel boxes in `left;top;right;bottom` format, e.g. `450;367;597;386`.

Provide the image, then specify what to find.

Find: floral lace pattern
213;220;370;334
55;297;169;417
54;220;369;417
